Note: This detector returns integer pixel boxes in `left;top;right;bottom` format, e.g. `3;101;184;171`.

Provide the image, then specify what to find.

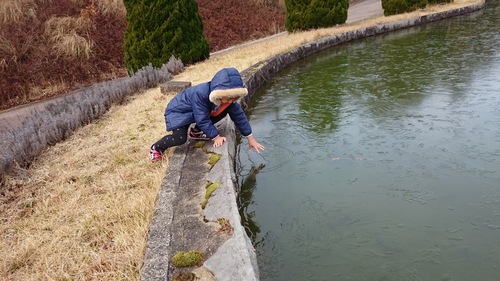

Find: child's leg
151;125;189;153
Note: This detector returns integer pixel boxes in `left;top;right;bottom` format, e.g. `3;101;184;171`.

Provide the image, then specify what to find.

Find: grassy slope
0;0;481;279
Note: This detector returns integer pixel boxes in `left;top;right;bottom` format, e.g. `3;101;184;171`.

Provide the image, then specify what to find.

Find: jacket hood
209;68;248;106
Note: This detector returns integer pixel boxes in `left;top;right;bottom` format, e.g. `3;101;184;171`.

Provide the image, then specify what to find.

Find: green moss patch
171;251;205;267
248;62;265;73
192;141;205;149
191;144;221;166
201;181;221;209
207;152;222;166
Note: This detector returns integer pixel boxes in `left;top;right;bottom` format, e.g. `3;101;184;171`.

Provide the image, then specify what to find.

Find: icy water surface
236;1;500;280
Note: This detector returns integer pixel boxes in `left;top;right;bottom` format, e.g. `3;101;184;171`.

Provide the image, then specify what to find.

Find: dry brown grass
0;32;36;71
28;80;70;101
44;16;94;37
97;0;127;16
0;0;36;25
51;32;94;59
1;88;171;280
0;0;128;110
0;0;482;279
0;34;16;63
45;16;95;59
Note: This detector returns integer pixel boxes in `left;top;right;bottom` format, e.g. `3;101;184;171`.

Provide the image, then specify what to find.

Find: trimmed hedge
382;0;453;16
123;0;209;74
285;0;349;32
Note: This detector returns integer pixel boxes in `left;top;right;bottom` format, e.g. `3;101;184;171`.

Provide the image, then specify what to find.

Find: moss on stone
249;62;265;73
192;141;205;149
207;152;222;166
201;181;221;209
191;144;221;166
171;251;205;267
217;218;233;235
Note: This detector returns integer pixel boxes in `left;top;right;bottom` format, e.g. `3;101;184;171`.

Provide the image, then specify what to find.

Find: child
150;67;265;162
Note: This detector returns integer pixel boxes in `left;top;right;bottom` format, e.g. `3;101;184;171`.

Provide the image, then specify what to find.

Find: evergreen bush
382;0;453;16
285;0;349;32
123;0;209;74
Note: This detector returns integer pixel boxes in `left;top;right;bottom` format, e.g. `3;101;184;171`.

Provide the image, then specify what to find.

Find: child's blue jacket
164;68;252;140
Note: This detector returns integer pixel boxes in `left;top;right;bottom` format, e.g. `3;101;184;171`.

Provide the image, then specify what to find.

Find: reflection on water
237;1;500;280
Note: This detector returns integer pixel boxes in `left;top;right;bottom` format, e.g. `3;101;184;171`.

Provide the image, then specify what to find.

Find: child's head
209;68;248;105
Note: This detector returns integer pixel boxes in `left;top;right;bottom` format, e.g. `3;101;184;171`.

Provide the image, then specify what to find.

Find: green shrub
382;0;452;16
428;0;453;4
123;0;209;74
285;0;349;32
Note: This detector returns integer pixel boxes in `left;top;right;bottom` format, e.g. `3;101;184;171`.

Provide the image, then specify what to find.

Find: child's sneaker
150;147;163;162
188;128;210;141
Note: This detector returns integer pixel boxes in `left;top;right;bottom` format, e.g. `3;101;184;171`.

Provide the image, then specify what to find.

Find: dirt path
348;0;384;23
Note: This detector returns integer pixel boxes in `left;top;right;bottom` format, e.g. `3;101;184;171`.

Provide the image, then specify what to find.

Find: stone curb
141;1;487;280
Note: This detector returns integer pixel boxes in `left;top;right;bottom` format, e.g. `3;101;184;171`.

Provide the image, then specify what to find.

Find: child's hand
247;135;265;154
213;136;227;148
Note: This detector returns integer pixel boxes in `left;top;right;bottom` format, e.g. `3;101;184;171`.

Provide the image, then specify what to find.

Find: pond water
236;1;500;280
